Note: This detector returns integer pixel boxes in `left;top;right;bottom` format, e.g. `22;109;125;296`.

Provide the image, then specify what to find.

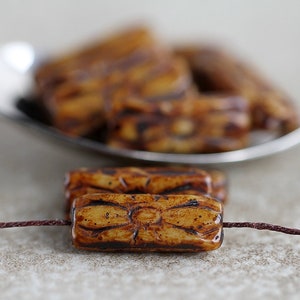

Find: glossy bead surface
71;193;223;252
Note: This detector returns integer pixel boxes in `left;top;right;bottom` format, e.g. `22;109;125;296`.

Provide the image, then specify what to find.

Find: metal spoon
1;41;300;165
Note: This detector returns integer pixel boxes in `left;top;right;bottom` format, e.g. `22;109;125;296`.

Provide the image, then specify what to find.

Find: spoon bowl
1;41;300;165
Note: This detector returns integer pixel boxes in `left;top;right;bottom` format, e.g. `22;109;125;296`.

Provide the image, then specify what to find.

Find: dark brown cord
0;220;299;235
0;220;71;228
223;222;300;235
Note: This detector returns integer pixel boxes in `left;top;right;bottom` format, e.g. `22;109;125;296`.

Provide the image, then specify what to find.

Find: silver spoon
1;41;300;165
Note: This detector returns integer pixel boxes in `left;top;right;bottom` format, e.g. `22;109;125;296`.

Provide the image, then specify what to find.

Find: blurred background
1;0;300;100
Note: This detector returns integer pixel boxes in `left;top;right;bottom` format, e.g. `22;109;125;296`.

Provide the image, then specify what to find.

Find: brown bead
64;166;217;218
175;45;299;134
71;193;223;252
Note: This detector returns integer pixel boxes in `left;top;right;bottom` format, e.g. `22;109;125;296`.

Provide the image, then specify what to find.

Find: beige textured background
0;1;299;299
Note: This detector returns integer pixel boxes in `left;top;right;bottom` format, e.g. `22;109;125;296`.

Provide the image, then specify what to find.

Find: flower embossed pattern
72;193;223;252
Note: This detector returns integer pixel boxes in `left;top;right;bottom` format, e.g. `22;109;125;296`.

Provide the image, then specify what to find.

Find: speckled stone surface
0;1;300;299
